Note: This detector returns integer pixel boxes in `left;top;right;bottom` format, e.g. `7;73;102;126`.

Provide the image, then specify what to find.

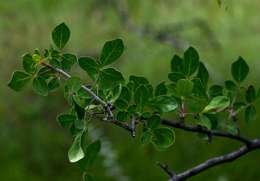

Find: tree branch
168;139;260;181
161;119;251;145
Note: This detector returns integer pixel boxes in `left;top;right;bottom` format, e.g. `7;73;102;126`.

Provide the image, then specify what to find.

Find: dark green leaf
192;78;207;98
225;80;237;91
183;47;200;76
246;85;256;103
175;79;194;97
149;95;178;113
208;85;223;98
100;39;124;66
78;57;99;80
197;115;212;130
68;131;85;163
116;111;128;121
147;114;161;129
134;85;149;110
48;77;60;91
168;72;185;82
61;53;77;71
22;54;37;74
129;75;149;90
114;99;128;110
66;77;82;93
197;62;209;86
245;105;256;123
73;98;85;120
32;76;48;96
140;131;152;145
119;86;131;103
52;22;70;49
171;55;183;72
79;140;101;169
57;114;76;128
98;68;124;90
231;57;249;83
83;174;95;181
203;96;230;113
155;82;167;96
152;127;175;150
8;71;31;91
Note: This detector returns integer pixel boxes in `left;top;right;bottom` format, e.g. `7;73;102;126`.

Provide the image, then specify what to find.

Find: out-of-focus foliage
1;0;260;181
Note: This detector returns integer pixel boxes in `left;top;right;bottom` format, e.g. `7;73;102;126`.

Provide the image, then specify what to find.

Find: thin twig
169;139;260;181
161;119;251;145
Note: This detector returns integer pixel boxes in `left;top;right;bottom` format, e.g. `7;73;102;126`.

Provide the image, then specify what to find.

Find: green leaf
129;75;149;90
100;39;124;66
140;131;152;145
246;85;256;103
61;53;77;71
119;86;131;103
183;47;200;76
78;57;99;81
98;68;124;89
175;79;194;97
22;54;37;74
245;105;257;123
79;140;101;169
73;98;85;120
32;76;48;96
152;127;175;150
68;131;85;163
225;80;237;91
231;57;249;83
149;95;178;113
66;77;82;93
155;82;167;96
171;55;183;73
134;85;149;110
192;78;207;98
57;114;76;128
114;99;128;110
168;72;185;82
52;22;70;49
198;115;212;130
116;111;128;121
48;77;60;91
197;62;209;86
147;114;161;129
208;85;223;98
83;174;95;181
203;96;230;113
8;71;31;91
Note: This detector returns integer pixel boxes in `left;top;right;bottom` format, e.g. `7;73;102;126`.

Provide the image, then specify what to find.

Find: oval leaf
52;23;71;49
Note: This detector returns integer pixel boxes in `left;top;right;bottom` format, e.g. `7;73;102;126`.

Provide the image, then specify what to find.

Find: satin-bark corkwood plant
8;23;260;181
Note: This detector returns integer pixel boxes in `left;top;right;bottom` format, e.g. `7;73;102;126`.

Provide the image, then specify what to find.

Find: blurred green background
1;0;260;180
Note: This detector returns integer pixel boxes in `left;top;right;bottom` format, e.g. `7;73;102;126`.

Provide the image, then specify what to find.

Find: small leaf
203;96;230;113
100;39;124;66
119;86;131;103
57;114;76;128
98;68;124;90
116;111;128;121
175;79;194;97
8;71;31;91
155;82;167;96
48;77;60;91
168;72;185;82
246;85;256;103
114;99;128;110
147;114;161;129
198;115;212;130
129;75;149;90
149;95;178;113
225;80;237;91
68;131;85;163
66;77;82;93
23;54;37;74
140;131;152;145
183;47;200;76
32;76;48;96
61;53;77;71
52;22;71;49
134;85;149;110
152;127;175;150
231;57;249;83
245;105;256;123
197;62;209;86
73;98;85;120
79;140;101;169
208;85;223;98
171;55;183;73
78;57;99;81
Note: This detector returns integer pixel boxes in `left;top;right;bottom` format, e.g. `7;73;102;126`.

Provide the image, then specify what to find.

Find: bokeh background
1;0;260;180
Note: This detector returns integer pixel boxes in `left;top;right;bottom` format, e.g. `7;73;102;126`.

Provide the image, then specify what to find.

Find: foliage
8;23;259;180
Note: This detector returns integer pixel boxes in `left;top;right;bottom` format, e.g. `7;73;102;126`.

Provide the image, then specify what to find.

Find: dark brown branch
157;162;175;178
161;119;251;145
169;139;260;181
